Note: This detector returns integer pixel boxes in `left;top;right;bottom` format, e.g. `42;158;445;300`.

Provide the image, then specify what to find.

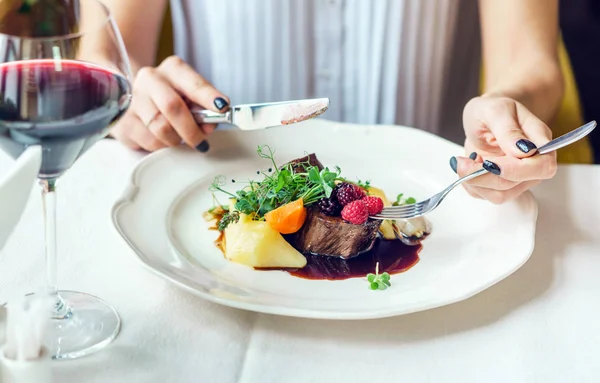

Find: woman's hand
452;95;558;204
111;55;230;153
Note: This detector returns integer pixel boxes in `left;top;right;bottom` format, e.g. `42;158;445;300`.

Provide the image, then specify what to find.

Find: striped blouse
169;0;481;144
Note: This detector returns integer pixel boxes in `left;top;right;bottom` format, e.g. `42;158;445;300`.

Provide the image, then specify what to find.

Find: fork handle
449;168;488;190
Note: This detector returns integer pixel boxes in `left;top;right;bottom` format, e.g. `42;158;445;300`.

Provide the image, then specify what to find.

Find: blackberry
331;183;344;201
334;182;366;206
318;197;341;216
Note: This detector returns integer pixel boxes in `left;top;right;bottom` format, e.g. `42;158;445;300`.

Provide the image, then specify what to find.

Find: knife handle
189;107;231;125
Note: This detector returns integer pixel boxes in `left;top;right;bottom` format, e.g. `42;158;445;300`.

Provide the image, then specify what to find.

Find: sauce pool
260;237;422;280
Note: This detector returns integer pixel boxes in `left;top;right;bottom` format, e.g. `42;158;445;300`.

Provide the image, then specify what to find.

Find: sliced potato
224;214;307;268
378;221;396;240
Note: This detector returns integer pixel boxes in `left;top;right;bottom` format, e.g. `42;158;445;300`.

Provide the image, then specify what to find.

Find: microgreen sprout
392;193;416;206
366;262;391;290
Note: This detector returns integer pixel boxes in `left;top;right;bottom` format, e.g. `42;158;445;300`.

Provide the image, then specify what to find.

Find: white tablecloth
1;139;600;383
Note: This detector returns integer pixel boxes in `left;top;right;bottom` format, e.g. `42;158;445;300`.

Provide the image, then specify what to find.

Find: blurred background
137;1;600;164
560;0;600;163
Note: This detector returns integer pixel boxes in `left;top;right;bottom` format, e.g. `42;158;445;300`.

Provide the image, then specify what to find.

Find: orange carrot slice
264;198;307;234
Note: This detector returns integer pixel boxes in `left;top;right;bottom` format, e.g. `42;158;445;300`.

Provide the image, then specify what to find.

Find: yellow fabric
156;3;173;64
553;39;593;163
480;38;593;164
157;8;592;163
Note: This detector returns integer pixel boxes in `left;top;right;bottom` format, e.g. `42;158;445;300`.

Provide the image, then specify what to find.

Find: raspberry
341;200;369;225
318;197;341;216
362;196;384;215
334;183;367;206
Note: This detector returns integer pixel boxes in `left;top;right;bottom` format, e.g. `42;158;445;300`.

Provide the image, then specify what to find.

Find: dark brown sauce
266;238;421;280
207;210;422;281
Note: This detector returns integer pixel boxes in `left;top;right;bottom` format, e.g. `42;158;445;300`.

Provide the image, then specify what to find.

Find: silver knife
189;98;329;130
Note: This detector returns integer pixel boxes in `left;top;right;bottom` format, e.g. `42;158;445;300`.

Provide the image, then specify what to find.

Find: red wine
0;59;131;178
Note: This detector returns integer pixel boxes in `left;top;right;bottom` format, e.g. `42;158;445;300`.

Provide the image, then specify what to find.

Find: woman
105;0;560;204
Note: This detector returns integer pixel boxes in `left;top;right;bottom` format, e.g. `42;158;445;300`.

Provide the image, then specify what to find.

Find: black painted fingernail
196;140;210;153
469;152;477;160
516;139;537;153
483;160;501;175
449;156;457;174
214;97;228;111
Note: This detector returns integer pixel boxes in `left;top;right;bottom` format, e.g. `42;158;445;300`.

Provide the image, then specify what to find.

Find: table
1;139;600;383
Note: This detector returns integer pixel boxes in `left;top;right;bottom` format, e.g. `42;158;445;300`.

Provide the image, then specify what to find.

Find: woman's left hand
452;94;558;204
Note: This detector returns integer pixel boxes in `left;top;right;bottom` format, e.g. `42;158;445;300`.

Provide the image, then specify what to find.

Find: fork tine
379;203;425;213
376;209;416;217
383;202;423;211
374;209;423;219
370;201;427;220
371;212;413;220
374;207;420;218
379;205;419;212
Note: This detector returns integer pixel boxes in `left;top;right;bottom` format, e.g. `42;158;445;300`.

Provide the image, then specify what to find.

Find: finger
463;150;482;163
130;92;180;147
181;95;217;135
147;113;181;147
516;103;553;145
456;156;520;191
481;152;557;182
463;97;537;158
158;56;230;113
201;124;218;135
463;138;489;164
463;98;505;155
468;180;540;205
126;113;167;152
110;115;141;151
479;98;540;158
136;67;208;150
132;88;161;127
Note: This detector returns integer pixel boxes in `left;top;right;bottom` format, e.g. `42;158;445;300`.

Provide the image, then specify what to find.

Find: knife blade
189;98;329;130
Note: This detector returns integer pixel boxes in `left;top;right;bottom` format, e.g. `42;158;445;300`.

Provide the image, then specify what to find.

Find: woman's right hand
111;55;230;153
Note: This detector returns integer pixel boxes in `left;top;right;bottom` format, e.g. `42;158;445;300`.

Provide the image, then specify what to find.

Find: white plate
111;119;538;320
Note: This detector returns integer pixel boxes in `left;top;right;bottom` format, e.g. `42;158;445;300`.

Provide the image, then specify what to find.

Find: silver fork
372;120;597;220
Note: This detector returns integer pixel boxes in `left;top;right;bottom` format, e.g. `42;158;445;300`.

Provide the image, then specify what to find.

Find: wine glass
0;0;132;359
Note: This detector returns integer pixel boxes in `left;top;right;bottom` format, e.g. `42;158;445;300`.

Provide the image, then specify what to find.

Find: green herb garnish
392;193;416;206
366;262;391;290
357;179;371;190
209;145;343;224
217;211;240;231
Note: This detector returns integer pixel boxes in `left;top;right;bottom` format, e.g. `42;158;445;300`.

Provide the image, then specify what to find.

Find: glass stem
40;178;70;319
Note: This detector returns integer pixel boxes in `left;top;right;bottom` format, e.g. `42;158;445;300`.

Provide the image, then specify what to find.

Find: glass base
40;290;121;360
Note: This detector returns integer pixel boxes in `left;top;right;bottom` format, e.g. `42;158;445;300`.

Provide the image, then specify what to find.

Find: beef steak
292;207;381;258
283;153;324;173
